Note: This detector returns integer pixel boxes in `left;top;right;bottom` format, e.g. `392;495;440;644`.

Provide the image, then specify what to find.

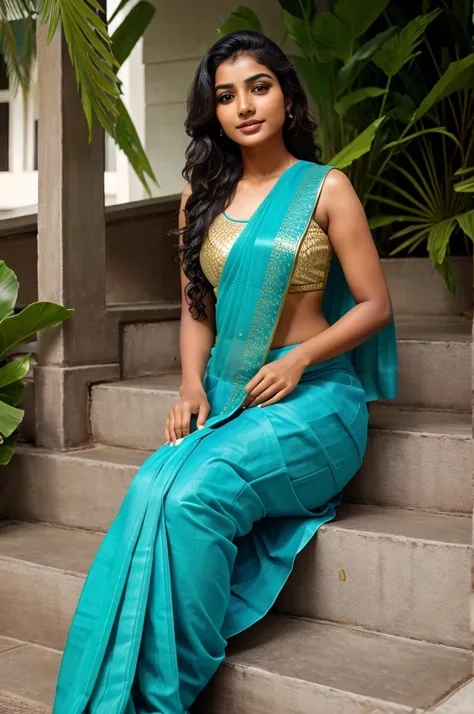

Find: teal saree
52;160;397;714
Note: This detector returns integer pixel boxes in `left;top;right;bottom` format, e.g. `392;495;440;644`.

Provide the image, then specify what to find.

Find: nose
237;93;254;117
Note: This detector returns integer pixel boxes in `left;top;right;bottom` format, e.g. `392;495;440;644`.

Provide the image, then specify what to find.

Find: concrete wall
143;0;285;197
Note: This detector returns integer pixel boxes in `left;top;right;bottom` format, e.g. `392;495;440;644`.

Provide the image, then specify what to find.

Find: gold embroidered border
221;164;333;414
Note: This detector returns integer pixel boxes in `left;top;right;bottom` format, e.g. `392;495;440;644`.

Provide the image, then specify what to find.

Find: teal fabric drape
52;161;397;714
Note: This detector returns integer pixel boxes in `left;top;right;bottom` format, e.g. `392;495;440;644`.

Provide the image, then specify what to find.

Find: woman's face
214;53;289;147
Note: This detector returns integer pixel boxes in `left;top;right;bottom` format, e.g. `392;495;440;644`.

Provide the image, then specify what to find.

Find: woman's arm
178;184;216;395
292;169;393;369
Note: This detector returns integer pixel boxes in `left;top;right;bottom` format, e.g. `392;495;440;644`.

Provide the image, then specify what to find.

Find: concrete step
0;619;471;714
391;316;471;411
2;403;470;534
0;505;469;650
348;406;471;513
196;615;472;714
0;444;147;531
275;504;471;649
0;636;59;713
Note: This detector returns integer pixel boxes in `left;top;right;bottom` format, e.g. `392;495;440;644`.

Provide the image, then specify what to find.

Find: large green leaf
111;1;155;66
218;6;263;35
40;0;121;139
0;260;19;322
334;87;388;116
330;117;385;169
0;302;73;359
0;398;23;439
0;354;30;389
278;0;314;20
0;432;18;466
373;9;441;78
411;53;474;124
336;26;398;94
456;210;474;240
332;0;389;40
114;97;157;196
427;218;457;265
0;379;24;407
291;54;333;104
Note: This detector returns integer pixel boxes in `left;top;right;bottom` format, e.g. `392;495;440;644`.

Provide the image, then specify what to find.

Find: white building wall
143;0;285;198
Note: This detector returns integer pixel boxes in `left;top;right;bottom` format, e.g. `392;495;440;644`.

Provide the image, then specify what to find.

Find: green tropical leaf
0;260;19;322
456;210;474;239
0;302;73;359
111;1;155;66
454;176;474;193
0;354;30;389
336;26;398;94
411;53;474;124
312;0;389;63
454;166;474;176
383;127;462;152
282;11;317;59
218;6;263;35
291;54;333;104
436;259;455;296
334;87;388;116
373;9;441;78
330;117;385;169
368;214;427;229
0;379;24;407
278;0;314;20
0;398;23;439
114;97;157;196
0;431;18;466
109;0;133;24
427;218;457;265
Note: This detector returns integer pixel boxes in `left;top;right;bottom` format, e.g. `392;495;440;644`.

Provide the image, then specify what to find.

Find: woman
53;30;397;714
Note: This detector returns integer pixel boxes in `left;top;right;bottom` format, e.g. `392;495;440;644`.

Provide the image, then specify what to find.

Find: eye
217;93;233;104
252;84;270;93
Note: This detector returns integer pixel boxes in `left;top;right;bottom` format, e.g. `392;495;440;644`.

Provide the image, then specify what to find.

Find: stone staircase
0;258;472;713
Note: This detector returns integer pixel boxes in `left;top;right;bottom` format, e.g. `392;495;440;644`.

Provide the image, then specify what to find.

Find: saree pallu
52;161;398;714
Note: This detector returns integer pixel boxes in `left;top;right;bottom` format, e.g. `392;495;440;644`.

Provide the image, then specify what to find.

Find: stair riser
123;321;180;378
390;341;470;411
0;450;137;532
382;257;471;318
348;431;471;513
2;421;470;534
196;663;418;714
0;515;468;651
0;559;84;651
276;528;470;648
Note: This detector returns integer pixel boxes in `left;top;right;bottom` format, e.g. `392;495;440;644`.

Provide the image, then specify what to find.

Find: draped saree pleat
52;161;398;714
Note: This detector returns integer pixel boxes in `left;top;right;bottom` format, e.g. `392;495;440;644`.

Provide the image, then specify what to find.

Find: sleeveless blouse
200;212;333;297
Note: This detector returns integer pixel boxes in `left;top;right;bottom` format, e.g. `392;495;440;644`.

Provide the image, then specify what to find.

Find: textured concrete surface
0;506;469;650
196;615;472;714
0;522;102;649
428;678;474;714
1;444;147;531
276;504;471;648
123;319;181;377
0;640;60;711
348;407;471;513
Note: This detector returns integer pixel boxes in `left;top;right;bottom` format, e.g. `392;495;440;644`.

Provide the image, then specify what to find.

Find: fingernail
257;404;262;408
197;425;204;430
175;437;184;446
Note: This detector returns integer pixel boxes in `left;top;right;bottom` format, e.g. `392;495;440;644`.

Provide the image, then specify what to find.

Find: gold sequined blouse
200;212;332;297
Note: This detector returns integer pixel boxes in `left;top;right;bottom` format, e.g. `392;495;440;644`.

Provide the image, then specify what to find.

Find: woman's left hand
242;351;308;408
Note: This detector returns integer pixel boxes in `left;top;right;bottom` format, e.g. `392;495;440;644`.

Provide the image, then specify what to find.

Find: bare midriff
270;289;329;349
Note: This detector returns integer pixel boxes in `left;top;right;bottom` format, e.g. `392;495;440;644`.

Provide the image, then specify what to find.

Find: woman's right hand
165;384;210;444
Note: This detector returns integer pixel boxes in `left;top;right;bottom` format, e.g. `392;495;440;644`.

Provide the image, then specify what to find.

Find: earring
287;109;294;119
219;128;224;136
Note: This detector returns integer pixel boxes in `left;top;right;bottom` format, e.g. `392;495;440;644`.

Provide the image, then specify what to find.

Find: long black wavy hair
175;29;323;321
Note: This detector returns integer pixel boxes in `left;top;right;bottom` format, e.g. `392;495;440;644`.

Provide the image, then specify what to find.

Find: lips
237;120;263;129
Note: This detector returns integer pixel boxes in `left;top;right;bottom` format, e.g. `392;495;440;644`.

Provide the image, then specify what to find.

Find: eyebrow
215;72;273;92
